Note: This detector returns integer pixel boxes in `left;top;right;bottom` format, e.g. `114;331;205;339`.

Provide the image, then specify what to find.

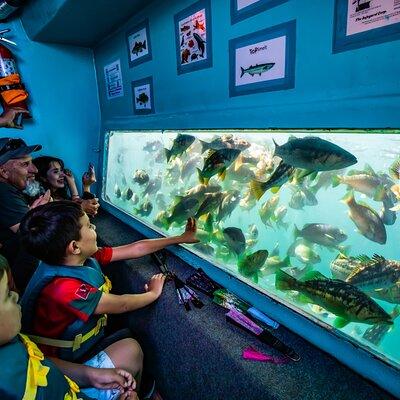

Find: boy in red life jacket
0;254;138;400
19;200;198;399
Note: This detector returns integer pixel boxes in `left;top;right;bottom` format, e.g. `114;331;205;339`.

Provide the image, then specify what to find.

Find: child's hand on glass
179;217;199;244
144;273;166;299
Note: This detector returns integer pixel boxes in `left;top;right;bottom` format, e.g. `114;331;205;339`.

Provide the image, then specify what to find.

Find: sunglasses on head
0;138;25;157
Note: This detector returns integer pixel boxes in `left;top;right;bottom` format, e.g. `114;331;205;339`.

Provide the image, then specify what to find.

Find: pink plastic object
242;346;290;365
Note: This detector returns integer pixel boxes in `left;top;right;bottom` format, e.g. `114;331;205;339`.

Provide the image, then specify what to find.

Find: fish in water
143;140;163;153
341;191;386;245
197;148;241;185
272;205;289;230
330;253;364;281
121;187;134;201
274;136;357;171
192;242;214;256
238;250;269;284
275;270;393;328
181;48;190;64
379;191;397;226
259;194;280;227
247;224;258;239
240;62;275;78
163;197;200;229
223;227;246;257
389;158;400;180
229;163;256;183
199;134;251;153
133;169;150;185
288;240;321;265
136;92;149;105
143;176;162;196
165;134;196;162
332;174;386;201
288;189;306;210
134;200;153;217
132;40;146;56
180;154;202;181
294;224;348;251
345;254;400;292
250;160;295;200
193;33;206;57
217;190;240;220
193;19;205;31
195;192;225;219
114;183;121;198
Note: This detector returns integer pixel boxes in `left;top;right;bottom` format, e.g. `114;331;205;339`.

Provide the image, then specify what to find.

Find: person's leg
104;338;144;390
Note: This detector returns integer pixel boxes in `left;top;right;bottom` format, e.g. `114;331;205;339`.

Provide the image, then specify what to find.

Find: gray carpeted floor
96;210;396;400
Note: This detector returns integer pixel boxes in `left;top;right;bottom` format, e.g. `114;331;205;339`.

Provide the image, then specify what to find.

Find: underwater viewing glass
102;129;400;370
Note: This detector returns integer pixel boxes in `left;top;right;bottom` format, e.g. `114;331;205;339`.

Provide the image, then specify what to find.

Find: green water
103;129;400;368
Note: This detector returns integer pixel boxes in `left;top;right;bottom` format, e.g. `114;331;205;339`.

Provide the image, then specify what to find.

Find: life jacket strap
27;314;108;352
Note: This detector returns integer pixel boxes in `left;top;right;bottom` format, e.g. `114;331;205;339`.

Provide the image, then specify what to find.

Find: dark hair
32;156;69;200
19;201;85;264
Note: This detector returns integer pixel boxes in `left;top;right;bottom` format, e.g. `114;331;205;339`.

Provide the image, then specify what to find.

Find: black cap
0;137;42;165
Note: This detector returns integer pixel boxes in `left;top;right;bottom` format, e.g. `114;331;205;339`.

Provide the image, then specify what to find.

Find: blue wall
94;0;400;130
1;18;101;184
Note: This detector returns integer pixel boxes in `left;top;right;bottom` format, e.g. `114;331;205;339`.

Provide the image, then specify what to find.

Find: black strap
0;82;25;92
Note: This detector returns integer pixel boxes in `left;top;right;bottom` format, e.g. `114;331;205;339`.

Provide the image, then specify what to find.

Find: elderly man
0;137;50;291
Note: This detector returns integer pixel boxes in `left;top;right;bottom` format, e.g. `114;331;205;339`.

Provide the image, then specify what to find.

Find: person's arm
82;163;96;193
0;108;29;128
95;274;165;314
48;357;135;391
110;218;198;262
63;168;80;199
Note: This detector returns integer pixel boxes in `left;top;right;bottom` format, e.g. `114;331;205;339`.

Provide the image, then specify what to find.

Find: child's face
0;273;21;345
46;161;65;189
76;213;98;258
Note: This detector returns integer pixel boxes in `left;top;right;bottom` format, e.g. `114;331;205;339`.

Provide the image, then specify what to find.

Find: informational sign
126;19;152;68
333;0;400;52
231;0;288;24
174;0;212;74
132;77;155;115
104;60;124;100
229;20;296;97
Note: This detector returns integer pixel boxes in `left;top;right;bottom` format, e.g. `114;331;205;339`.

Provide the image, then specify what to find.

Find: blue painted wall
1;18;101;184
94;0;400;130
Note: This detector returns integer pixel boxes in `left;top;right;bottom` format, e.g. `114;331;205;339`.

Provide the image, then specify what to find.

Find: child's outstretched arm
110;217;199;262
95;273;165;314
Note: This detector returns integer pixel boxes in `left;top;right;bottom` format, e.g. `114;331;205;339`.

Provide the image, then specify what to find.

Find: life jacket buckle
72;334;83;352
25;341;45;361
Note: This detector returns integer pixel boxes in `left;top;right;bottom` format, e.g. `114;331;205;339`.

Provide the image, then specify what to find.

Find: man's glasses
0;138;25;157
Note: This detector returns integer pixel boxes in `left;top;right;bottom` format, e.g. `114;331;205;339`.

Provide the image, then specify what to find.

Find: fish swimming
199;134;251;153
330;253;363;281
132;40;146;56
287;240;321;265
240;62;275;78
341;191;386;245
332;174;386;201
276;270;393;328
223;227;246;257
258;194;280;227
217;190;240;220
193;33;206;57
294;224;348;250
274;136;357;171
250;160;295;200
379;192;397;226
195;192;225;219
165;134;196;162
288;189;306;210
197;148;241;185
133;169;150;185
163;197;200;229
134;200;153;217
238;250;269;283
143;176;162;196
136;92;149;105
143;140;163;153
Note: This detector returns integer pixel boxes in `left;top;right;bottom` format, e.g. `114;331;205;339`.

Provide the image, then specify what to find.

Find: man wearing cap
0;137;50;291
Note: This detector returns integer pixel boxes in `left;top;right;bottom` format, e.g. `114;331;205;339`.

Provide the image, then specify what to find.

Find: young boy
18;201;198;395
0;254;138;400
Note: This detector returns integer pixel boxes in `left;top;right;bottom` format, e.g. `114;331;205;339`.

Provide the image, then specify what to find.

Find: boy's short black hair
19;201;85;265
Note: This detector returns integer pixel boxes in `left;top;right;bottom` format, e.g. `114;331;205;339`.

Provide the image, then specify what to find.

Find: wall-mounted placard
126;19;152;68
229;20;296;97
174;0;212;75
104;59;124;100
132;76;155;115
333;0;400;53
231;0;288;24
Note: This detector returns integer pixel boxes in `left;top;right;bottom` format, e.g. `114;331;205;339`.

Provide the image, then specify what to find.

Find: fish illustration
273;136;358;171
276;270;393;328
193;33;206;57
180;35;185;47
193;19;205;31
165;134;196;162
240;62;275;78
341;191;386;244
180;25;190;32
197;148;241;185
181;48;190;64
191;53;198;61
132;40;146;56
136;92;149;105
188;39;195;48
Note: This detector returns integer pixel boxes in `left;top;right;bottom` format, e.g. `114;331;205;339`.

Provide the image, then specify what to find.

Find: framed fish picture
333;0;400;53
126;19;152;68
132;77;155;115
229;20;296;97
174;0;212;75
230;0;288;25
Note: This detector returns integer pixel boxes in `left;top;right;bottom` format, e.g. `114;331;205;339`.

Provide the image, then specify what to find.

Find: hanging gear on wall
0;28;29;128
0;0;26;21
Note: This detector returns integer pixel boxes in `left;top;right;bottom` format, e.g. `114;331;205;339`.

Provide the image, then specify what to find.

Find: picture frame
229;20;296;97
132;76;155;115
174;0;212;75
126;19;152;68
104;59;124;100
333;0;400;53
230;0;289;25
